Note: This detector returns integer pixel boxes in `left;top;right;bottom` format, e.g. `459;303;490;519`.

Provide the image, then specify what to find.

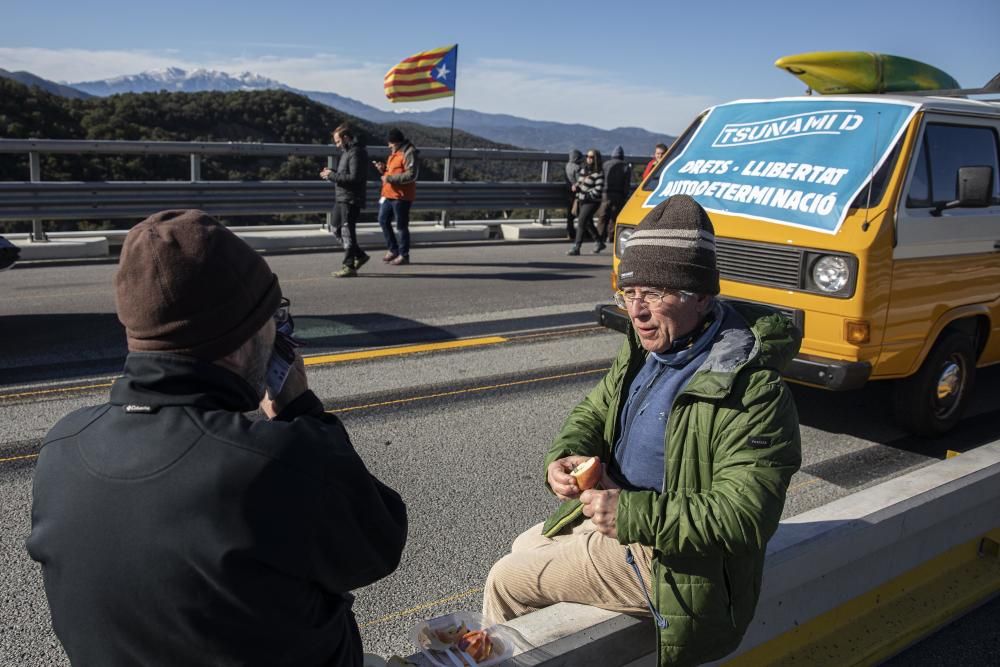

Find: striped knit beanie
618;195;719;295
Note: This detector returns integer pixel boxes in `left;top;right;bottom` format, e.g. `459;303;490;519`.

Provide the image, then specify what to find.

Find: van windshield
639;98;918;234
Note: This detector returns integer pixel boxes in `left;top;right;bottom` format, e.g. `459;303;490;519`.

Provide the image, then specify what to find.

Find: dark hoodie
603;145;631;199
565;149;583;184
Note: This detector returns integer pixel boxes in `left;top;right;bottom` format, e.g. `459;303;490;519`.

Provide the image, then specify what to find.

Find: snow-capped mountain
68;68;675;153
72;68;290;95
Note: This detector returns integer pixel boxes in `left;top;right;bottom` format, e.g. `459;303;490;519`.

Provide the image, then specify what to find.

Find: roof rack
847;71;1000;100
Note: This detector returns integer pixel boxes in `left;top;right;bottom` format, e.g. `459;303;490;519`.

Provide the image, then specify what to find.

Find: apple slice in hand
570;457;601;491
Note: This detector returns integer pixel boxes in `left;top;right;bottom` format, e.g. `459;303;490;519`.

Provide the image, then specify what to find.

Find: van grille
717;239;803;290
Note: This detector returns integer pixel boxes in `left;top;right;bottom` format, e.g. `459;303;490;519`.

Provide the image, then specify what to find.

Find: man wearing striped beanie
484;195;802;666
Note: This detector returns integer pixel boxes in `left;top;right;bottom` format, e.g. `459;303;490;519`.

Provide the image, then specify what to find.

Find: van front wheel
892;331;976;437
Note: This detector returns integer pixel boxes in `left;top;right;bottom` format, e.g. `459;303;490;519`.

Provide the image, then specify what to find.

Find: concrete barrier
12;236;108;260
401;442;1000;666
3;220;543;261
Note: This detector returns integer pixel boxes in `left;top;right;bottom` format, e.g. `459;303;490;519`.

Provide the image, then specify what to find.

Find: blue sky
1;0;997;134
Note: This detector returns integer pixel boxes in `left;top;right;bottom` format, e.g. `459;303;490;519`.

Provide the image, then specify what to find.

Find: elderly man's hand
580;489;620;539
547;455;595;500
260;353;308;419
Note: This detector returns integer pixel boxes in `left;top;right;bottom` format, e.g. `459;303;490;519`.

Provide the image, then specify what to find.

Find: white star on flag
435;64;450;80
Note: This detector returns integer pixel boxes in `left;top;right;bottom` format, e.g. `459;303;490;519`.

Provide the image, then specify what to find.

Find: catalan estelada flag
384;44;458;103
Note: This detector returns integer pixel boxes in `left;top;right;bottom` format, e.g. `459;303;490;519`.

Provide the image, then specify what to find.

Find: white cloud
0;47;187;83
0;47;717;134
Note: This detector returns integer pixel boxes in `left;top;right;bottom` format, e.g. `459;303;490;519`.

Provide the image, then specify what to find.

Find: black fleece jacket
27;353;407;667
327;142;370;208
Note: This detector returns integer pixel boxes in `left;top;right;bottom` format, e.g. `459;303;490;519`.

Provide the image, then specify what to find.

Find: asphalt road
2;241;997;664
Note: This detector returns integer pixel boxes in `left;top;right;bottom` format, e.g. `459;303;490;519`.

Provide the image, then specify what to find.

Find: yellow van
599;94;1000;436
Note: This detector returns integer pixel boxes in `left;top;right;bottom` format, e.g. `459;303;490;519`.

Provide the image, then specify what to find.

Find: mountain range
65;68;675;154
0;68;93;100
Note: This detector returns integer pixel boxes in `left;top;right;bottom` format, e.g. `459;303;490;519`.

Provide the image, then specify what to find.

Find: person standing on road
642;142;668;182
27;209;408;667
321;123;371;278
567;149;604;256
564;149;583;240
485;195;801;667
598;145;631;250
374;128;419;266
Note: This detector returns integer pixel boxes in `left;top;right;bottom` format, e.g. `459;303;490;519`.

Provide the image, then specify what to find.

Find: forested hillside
0;78;533;183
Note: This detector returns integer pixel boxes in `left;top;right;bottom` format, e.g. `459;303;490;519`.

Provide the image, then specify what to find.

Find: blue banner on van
644;98;918;234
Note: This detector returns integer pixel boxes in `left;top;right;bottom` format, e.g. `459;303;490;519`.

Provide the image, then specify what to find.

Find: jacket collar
626;299;801;400
110;352;261;413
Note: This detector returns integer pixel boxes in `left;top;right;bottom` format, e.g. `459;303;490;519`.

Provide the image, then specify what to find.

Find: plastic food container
409;611;516;667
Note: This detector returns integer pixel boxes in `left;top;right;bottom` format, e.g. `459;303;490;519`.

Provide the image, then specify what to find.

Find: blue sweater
612;304;723;492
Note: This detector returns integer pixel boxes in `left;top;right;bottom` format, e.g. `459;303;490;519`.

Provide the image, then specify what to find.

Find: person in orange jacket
373;128;420;265
641;143;668;182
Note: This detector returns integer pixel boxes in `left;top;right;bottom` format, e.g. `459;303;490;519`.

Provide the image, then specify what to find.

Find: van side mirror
932;165;994;216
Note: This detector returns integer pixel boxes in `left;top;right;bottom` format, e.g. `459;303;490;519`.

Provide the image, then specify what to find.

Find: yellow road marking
787;477;821;493
304;336;508;365
0;382;115;401
332;368;609;413
511;326;604;341
359;587;485;629
0;337;514;402
0;453;39;463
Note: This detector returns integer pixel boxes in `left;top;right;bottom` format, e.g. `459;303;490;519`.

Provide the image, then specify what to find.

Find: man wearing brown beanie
28;210;407;667
484;195;802;667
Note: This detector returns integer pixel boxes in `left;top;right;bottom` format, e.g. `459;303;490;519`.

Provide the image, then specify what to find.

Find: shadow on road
791;366;1000;458
356;271;597;282
411;260;608;270
0;309;599;387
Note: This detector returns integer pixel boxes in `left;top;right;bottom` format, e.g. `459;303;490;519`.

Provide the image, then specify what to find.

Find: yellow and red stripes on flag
384;44;457;103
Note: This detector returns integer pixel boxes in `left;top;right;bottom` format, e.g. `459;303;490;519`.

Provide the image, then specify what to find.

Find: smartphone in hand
265;310;305;398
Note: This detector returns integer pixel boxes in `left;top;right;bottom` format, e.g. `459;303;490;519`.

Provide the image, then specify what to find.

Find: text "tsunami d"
712;110;864;148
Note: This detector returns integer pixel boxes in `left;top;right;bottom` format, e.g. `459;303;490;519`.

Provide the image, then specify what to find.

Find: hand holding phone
262;305;307;417
261;351;307;419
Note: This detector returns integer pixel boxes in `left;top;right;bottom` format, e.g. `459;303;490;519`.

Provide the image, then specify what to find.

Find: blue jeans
377;198;412;257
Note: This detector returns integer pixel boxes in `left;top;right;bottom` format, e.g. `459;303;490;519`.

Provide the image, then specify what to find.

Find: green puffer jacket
542;301;801;667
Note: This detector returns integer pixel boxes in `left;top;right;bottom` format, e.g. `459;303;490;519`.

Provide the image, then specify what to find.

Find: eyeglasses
273;297;292;333
613;288;686;308
586;154;596;159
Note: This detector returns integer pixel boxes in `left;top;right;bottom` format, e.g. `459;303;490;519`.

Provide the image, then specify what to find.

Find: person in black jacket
599;145;631;248
564;149;583;240
27;209;407;667
322;123;371;277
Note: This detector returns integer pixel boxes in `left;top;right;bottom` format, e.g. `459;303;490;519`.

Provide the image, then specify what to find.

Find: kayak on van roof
775;51;960;95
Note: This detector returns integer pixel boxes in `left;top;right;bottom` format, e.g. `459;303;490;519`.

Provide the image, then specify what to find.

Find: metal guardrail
0;139;646;240
0;181;567;221
0;138;646;162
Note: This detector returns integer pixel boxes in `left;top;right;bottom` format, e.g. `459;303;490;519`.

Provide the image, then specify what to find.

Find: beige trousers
482;519;654;623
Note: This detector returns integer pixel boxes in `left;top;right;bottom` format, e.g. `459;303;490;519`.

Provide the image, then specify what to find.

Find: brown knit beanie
618;195;719;295
114;210;282;360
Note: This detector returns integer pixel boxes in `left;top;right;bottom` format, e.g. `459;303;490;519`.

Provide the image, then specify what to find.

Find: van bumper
594;304;871;391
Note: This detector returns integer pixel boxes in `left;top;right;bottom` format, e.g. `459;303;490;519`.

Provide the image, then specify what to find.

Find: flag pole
447;44;458;166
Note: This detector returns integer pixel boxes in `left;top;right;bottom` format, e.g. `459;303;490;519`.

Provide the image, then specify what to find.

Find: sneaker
592;242;606;254
353;254;370;270
332;265;357;278
566;247;581;256
382;251;398;263
389;255;410;265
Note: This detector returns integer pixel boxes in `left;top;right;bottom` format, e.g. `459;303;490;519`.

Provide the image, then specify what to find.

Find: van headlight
805;253;855;296
615;227;635;259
